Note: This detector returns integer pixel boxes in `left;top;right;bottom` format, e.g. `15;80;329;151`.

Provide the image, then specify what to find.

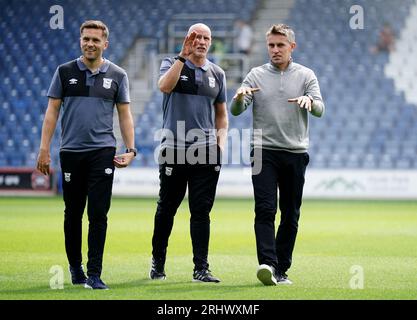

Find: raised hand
179;31;197;59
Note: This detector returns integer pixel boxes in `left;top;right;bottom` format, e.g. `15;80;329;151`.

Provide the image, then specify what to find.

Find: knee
88;212;108;224
279;209;300;227
156;201;179;218
255;202;277;222
64;208;84;221
190;211;210;224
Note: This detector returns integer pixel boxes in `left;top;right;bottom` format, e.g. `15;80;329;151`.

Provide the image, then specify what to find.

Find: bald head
187;23;211;36
183;23;212;61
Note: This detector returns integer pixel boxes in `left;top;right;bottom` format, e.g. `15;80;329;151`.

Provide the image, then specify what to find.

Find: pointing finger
246;87;260;95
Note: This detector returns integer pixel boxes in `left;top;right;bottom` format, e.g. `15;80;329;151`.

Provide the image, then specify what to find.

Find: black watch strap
125;148;137;157
175;55;186;63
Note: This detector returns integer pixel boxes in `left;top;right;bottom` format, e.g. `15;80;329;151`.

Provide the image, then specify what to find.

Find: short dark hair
80;20;109;39
266;24;295;43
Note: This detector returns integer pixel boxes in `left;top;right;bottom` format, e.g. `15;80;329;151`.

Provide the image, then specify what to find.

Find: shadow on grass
0;283;87;297
110;277;268;292
0;278;278;299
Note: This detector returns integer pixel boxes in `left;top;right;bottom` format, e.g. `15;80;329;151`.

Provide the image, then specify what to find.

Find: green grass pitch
0;196;416;300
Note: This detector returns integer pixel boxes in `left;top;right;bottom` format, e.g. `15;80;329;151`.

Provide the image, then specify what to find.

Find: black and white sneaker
84;275;109;290
256;264;277;286
276;272;293;285
149;257;166;280
192;269;221;283
69;265;87;285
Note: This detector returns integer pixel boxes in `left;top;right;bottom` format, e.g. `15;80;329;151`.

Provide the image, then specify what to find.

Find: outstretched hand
288;96;313;112
233;87;260;100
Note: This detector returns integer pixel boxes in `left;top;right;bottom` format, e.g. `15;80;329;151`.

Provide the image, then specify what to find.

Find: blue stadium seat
362;156;378;169
286;0;417;169
1;0;415;170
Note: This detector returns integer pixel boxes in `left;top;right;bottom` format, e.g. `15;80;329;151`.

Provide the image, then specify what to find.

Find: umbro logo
180;75;188;81
69;78;78;85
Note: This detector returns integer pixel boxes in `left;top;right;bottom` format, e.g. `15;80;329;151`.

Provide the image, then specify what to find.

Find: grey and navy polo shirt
159;57;227;149
47;57;130;152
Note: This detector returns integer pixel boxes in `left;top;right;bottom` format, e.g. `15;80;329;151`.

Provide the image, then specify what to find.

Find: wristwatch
125;148;137;157
174;55;186;63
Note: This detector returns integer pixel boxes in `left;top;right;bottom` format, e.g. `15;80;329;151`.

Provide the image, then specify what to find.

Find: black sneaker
192;269;221;283
149;257;166;280
84;275;109;290
69;265;87;285
276;271;293;285
256;264;277;286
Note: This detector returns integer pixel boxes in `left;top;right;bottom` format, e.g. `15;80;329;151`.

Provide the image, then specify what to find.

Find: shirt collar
76;56;110;73
185;59;210;71
269;58;294;72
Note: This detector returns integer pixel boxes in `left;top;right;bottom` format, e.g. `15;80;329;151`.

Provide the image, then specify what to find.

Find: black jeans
152;146;221;271
251;148;309;273
60;147;115;277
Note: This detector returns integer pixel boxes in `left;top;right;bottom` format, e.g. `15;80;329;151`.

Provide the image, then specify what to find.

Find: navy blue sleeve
47;67;63;98
116;73;130;103
215;71;227;104
160;58;174;77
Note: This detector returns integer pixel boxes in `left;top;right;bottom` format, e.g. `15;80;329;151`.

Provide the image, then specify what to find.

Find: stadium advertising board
0;168;55;195
113;168;417;199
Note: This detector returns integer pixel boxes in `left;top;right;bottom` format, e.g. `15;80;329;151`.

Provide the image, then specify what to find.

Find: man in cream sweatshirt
231;24;325;286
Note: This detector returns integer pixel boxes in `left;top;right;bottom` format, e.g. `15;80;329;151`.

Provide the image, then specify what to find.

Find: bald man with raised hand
149;23;228;283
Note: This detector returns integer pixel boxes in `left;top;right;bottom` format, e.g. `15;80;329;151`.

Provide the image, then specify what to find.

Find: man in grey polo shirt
231;24;325;286
150;23;228;283
36;20;136;290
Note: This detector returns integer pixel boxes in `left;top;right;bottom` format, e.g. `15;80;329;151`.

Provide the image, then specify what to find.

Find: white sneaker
256;264;277;286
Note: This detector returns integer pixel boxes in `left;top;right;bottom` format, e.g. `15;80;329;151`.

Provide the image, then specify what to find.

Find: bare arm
158;32;197;93
36;98;61;175
214;102;229;151
114;103;135;168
